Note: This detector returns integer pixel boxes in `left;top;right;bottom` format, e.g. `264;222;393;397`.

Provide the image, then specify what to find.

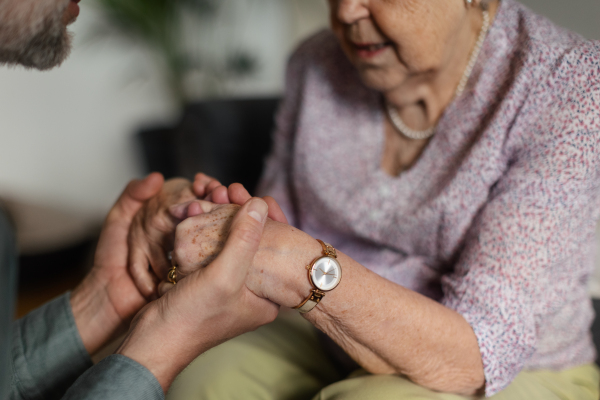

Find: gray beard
0;2;72;70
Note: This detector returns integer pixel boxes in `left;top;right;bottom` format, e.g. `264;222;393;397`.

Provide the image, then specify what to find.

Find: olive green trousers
167;312;599;400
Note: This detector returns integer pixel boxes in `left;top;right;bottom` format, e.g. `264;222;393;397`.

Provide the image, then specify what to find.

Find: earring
465;0;474;6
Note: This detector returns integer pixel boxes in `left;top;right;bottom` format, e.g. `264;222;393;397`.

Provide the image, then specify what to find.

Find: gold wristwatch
293;239;342;314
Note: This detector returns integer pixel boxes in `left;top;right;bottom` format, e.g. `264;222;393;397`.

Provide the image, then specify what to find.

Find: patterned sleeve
441;43;600;396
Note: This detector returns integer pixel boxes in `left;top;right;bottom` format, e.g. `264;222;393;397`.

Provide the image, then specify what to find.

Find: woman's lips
352;42;392;59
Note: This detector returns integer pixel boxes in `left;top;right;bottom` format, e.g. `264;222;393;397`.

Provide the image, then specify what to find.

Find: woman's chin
356;67;406;94
343;50;407;93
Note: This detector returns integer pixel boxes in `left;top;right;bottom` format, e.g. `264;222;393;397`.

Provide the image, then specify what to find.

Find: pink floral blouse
258;0;600;396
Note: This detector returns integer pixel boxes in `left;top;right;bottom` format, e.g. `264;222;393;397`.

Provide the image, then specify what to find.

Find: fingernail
248;198;268;223
169;201;192;220
188;202;204;217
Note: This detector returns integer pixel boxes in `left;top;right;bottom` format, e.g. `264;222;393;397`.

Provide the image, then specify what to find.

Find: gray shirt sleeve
0;208;17;400
9;293;93;400
2;207;164;400
8;289;164;400
62;355;164;400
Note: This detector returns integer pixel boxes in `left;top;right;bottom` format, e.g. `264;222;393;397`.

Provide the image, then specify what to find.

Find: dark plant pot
136;97;280;195
593;298;600;366
136;125;180;180
19;238;96;287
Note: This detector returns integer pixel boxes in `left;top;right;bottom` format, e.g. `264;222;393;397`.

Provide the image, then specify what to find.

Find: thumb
94;173;165;273
227;183;288;224
206;198;268;286
108;173;164;224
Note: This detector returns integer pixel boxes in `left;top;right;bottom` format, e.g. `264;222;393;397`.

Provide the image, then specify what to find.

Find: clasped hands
121;174;320;390
127;174;289;298
71;173;314;393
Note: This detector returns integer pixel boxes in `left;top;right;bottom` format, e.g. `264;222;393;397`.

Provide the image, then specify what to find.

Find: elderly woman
130;0;600;398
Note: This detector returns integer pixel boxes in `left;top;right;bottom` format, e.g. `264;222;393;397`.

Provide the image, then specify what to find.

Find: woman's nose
333;0;370;25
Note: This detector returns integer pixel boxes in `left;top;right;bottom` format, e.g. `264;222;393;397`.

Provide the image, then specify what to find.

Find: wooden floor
16;273;85;318
16;238;95;318
15;237;124;362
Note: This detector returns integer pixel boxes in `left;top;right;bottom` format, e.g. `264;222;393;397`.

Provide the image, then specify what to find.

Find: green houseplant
91;0;268;184
93;0;257;104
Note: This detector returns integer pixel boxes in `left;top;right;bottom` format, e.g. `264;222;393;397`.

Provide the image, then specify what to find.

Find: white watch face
310;257;342;291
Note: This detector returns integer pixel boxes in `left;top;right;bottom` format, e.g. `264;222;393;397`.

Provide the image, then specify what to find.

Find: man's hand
70;173;164;356
127;178;197;298
117;198;279;393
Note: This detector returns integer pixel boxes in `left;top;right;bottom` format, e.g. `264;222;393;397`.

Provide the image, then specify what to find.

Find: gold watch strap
317;239;337;258
293;289;324;313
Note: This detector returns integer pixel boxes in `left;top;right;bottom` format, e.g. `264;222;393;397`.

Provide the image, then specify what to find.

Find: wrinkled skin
163;199;308;310
127;178;197;298
128;173;288;298
118;197;279;392
173;204;237;271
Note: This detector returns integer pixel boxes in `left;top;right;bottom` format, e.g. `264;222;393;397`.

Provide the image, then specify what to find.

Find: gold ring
167;250;178;284
167;265;178;284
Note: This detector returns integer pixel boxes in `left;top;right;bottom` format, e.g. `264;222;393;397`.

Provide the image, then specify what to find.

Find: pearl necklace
386;10;490;141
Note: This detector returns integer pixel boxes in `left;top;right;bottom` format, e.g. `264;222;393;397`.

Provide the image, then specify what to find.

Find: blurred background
1;0;599;317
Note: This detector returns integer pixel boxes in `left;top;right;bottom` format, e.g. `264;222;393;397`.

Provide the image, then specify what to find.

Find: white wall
519;0;600;39
0;6;176;219
0;1;329;221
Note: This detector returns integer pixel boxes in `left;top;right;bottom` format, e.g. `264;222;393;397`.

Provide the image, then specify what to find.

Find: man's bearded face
0;0;77;70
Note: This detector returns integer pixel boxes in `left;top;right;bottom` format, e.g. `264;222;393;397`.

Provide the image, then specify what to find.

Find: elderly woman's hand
192;173;289;224
117;198;279;393
160;181;290;296
161;202;240;295
126;173;233;298
165;198;313;309
127;177;198;299
127;173;290;300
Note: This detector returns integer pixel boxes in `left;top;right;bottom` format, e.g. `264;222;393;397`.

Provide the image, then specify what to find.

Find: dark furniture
137;97;280;195
593;299;600;365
